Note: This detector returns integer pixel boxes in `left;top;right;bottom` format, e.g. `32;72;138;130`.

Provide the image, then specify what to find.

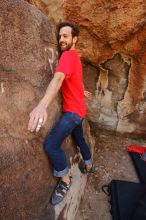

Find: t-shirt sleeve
55;51;72;78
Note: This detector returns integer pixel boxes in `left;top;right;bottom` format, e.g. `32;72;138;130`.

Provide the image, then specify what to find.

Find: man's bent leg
44;112;82;177
44;112;83;205
72;121;93;170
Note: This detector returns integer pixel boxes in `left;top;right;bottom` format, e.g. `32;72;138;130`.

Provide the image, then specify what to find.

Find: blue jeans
44;112;92;177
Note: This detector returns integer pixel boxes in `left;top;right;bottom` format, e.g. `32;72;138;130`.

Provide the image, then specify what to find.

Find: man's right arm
28;72;65;132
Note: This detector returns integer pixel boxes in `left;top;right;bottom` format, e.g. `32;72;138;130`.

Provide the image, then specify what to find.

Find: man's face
59;26;76;51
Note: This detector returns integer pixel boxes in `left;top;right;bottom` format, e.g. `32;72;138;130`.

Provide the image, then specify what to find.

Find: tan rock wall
27;0;65;22
27;0;146;134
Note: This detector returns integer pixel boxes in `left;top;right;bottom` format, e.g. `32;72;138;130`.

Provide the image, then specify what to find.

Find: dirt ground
76;123;146;220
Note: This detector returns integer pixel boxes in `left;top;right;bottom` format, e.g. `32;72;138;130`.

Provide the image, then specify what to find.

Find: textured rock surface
27;0;65;22
0;1;94;219
27;0;146;134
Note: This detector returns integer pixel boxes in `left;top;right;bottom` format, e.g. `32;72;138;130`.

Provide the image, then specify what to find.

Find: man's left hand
84;90;92;99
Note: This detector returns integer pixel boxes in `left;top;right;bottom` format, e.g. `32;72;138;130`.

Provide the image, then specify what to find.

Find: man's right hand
28;105;48;132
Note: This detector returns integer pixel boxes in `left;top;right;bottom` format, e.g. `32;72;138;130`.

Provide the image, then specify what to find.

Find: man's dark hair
56;21;80;39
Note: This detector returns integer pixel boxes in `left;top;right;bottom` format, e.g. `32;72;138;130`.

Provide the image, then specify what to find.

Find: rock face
27;0;146;134
0;1;94;220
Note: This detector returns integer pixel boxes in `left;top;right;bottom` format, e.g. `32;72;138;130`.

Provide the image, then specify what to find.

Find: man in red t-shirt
28;22;96;205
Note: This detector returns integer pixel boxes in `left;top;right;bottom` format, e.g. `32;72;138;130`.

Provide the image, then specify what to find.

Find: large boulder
0;1;94;219
27;0;146;134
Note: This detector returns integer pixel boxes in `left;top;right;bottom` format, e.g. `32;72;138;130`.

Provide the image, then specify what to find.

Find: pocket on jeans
71;112;83;125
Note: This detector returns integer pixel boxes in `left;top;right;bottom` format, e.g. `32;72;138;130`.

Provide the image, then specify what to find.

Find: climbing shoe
51;176;72;205
79;163;97;174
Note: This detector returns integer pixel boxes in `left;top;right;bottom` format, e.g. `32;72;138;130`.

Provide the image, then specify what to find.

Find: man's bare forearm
28;72;65;132
39;72;65;109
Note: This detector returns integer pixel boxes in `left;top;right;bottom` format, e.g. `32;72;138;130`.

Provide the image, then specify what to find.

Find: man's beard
59;40;73;51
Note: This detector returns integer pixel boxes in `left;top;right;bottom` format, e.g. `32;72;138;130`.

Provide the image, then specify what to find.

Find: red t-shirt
55;50;86;118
